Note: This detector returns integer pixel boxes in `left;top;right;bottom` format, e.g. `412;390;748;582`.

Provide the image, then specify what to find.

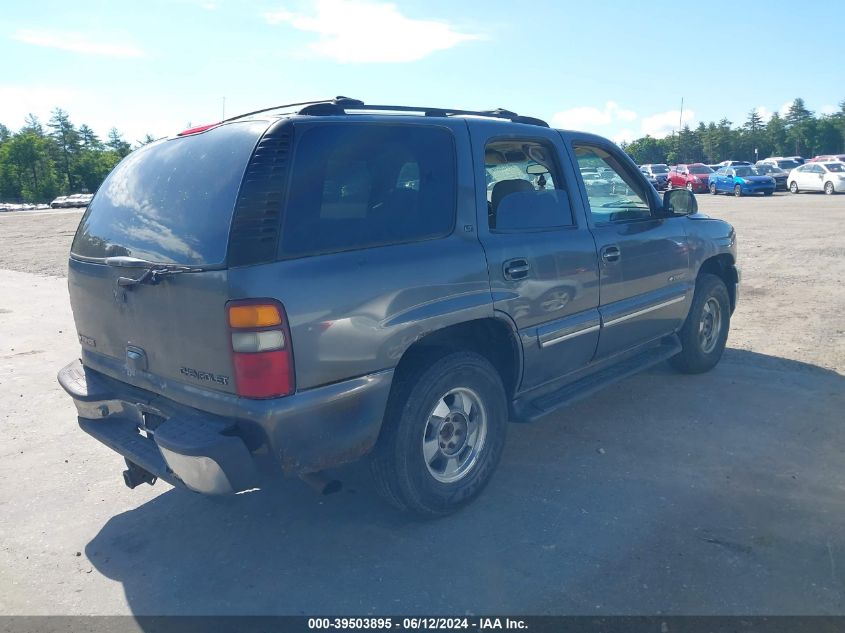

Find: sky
1;0;842;146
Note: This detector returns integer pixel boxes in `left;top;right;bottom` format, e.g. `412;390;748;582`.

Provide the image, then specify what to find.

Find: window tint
574;144;651;223
484;139;573;230
280;124;456;258
72;122;265;265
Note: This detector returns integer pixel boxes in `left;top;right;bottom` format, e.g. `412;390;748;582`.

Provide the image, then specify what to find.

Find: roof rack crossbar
296;101;549;127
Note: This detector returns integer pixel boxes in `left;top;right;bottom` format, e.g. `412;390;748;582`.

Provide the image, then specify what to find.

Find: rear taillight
227;299;294;398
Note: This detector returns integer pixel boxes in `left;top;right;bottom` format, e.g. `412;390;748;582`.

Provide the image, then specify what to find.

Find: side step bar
514;338;682;423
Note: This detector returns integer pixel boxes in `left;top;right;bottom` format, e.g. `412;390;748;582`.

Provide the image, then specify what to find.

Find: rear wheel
686;182;694;192
670;274;730;374
824;181;835;195
370;351;508;517
710;183;717;195
666;180;673;190
734;184;742;197
789;181;799;194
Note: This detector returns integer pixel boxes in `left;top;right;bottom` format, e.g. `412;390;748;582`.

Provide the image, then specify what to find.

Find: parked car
639;164;670;190
716;160;752;168
710;165;775;196
753;163;788;190
808;154;845;163
641;171;659;189
51;196;68;208
788;162;845;195
758;157;802;172
666;163;714;193
787;156;806;165
58;98;739;516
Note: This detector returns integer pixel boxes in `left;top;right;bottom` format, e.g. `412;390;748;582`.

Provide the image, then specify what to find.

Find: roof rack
296;98;549;127
220;96;365;124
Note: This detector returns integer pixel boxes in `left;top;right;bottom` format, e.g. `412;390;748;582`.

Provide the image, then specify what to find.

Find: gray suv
59;98;739;516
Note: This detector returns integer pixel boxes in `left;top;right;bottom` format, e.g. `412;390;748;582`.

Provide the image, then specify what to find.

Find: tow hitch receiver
122;458;158;489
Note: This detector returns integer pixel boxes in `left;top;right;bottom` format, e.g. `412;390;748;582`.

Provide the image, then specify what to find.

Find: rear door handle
503;258;530;281
601;245;621;263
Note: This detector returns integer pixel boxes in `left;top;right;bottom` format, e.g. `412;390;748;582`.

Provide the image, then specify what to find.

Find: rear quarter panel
227;119;495;391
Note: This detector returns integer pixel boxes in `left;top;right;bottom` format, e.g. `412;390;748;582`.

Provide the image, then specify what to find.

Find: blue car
710;166;775;197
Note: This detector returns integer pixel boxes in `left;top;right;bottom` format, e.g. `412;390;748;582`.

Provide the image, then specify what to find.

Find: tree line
2;98;844;202
0;108;157;203
621;98;845;166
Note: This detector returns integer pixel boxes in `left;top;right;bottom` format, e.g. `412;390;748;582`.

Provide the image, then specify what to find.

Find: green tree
784;98;814;155
1;131;60;202
107;128;131;158
78;124;102;150
766;113;788;156
48;108;82;192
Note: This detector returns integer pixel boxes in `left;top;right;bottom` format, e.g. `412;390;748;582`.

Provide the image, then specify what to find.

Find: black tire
764;191;773;196
824;181;835;195
733;184;742;197
789;181;798;194
670;274;730;374
686;182;694;192
370;351;508;517
710;183;717;195
666;180;673;190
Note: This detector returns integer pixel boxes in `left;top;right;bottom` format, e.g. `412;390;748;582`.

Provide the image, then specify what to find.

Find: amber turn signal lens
228;304;282;328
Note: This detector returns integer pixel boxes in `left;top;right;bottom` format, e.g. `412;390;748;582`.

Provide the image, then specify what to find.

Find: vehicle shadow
85;348;845;616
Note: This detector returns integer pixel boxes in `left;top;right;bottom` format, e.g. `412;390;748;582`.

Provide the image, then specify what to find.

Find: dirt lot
0;193;843;615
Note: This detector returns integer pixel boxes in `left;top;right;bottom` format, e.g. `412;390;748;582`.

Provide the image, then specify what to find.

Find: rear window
71;122;265;265
279;123;456;258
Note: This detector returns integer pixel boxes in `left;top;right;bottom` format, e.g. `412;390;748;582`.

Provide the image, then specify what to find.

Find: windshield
71;122;265;265
689;165;713;174
825;163;845;173
777;160;800;170
757;165;783;175
735;167;760;177
651;165;669;173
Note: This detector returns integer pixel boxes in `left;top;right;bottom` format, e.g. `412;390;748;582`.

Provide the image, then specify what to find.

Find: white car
788;162;845;195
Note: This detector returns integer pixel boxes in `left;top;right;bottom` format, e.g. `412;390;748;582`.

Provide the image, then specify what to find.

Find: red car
808;154;845;163
667;163;714;193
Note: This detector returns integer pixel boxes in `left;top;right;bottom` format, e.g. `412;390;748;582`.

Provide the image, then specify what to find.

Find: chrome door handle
601;245;621;263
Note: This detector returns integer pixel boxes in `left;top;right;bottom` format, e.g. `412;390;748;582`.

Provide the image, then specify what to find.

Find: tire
686;182;694;192
733;184;742;197
824;181;835;195
666;180;673;190
789;181;799;194
710;183;717;195
670;273;730;374
764;191;773;196
370;351;508;517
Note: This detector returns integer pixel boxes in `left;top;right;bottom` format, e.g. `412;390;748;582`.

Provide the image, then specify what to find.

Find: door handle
503;258;530;281
601;245;621;263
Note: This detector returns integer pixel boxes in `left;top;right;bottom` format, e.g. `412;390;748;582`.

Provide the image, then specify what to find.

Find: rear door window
71;122;265;265
280;124;456;258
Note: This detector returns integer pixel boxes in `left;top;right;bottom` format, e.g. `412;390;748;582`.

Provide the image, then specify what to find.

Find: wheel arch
698;254;738;313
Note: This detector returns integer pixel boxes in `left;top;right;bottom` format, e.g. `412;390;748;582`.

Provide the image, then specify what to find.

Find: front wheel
789;181;799;194
710;183;717;195
733;184;743;197
686;182;694;192
370;351;508;517
824;181;835;195
670;274;730;374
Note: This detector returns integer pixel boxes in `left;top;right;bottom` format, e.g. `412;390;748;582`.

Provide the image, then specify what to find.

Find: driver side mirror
663;189;698;216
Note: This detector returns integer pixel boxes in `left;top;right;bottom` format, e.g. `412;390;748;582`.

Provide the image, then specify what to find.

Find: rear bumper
58;359;393;493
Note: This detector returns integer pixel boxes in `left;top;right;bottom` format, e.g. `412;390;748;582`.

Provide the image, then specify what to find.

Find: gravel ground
0;192;843;616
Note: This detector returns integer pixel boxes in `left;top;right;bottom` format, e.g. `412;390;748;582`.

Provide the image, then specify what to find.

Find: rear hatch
68;121;268;397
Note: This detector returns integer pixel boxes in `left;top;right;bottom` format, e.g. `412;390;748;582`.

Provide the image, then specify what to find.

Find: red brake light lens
177;122;221;136
227;299;294;399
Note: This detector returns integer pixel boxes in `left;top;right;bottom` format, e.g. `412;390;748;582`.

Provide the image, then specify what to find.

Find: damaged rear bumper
58;359;393;494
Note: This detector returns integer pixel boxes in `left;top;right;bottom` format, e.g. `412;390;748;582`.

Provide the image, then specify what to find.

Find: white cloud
779;101;793;118
551;101;638;130
613;129;637;144
755;106;773;122
13;29;144;58
820;104;837;115
640;109;696;138
263;0;480;63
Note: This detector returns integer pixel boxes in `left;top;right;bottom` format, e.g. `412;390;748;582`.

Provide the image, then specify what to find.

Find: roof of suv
219;96;551;129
